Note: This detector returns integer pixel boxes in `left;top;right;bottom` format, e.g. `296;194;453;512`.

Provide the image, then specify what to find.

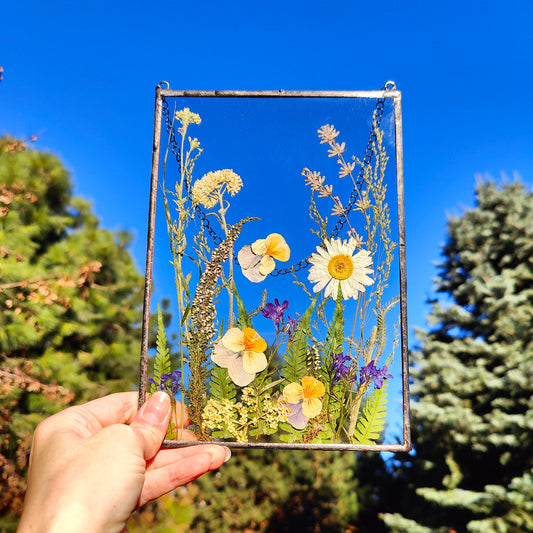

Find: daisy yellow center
327;254;354;280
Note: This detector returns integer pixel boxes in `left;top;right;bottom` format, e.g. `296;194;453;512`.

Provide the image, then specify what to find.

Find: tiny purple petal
276;298;289;311
359;360;377;385
154;370;182;394
374;365;393;389
285;315;298;338
166;370;182;394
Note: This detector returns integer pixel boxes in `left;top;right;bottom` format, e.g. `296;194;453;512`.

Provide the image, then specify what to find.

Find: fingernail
137;391;170;426
205;446;231;468
223;446;232;463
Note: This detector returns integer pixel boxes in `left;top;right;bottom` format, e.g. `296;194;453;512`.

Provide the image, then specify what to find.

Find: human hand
17;391;230;533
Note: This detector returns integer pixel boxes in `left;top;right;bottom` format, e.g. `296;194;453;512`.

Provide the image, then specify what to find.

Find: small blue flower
331;352;350;383
149;369;182;394
262;298;289;330
359;361;392;389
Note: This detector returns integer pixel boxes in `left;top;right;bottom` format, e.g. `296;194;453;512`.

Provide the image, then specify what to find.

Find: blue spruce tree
382;179;533;533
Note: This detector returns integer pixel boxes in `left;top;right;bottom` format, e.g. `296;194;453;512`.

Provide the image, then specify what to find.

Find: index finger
36;392;140;441
66;392;140;435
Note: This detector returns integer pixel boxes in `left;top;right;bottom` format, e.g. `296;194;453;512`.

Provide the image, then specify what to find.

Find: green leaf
352;382;388;445
151;305;171;393
325;288;345;357
281;295;318;383
314;423;337;444
233;283;252;328
321;289;345;383
209;364;237;402
279;422;305;443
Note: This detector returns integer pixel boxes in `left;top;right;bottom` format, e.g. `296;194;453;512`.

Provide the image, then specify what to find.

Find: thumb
130;391;171;460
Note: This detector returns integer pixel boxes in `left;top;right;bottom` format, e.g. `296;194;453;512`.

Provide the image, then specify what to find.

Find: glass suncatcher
139;82;410;452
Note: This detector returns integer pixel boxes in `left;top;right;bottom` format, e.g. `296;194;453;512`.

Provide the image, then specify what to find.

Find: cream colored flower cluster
202;398;248;442
191;169;243;209
174;107;201;128
202;388;288;443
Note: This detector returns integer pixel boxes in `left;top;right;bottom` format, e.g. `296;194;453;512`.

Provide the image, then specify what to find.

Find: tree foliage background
382;179;533;532
0;137;144;524
3;137;533;533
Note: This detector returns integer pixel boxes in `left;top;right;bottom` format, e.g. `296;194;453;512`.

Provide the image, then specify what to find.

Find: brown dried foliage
0;361;74;515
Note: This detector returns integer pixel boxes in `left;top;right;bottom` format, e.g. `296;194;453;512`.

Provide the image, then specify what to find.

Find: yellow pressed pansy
211;327;267;386
238;233;290;283
283;376;325;419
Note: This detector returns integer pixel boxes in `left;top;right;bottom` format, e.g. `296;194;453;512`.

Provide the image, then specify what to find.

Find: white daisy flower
307;237;374;300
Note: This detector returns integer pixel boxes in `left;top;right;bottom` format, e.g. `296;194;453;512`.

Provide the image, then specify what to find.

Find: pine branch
0;273;63;290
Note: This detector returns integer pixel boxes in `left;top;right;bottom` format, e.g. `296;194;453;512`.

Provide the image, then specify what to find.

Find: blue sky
2;0;533;440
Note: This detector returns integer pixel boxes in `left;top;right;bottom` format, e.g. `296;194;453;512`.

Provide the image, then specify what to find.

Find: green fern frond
209;364;237;402
151;305;171;393
279;422;305;443
233;283;252;328
234;285;267;329
281;295;318;383
352;382;388;445
323;289;345;375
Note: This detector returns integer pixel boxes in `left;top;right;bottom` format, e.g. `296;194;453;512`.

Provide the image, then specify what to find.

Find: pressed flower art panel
140;87;409;451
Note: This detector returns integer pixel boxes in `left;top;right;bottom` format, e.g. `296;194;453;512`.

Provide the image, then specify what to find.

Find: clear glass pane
142;91;408;450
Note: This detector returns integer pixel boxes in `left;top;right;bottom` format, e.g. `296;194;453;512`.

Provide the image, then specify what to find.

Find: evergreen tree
382;179;533;532
0;137;144;524
128;448;363;533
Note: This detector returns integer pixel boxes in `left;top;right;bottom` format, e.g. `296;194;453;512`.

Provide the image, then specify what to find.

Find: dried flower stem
185;217;256;437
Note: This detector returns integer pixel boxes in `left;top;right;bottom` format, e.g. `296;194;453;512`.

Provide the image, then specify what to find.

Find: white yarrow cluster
191;169;243;209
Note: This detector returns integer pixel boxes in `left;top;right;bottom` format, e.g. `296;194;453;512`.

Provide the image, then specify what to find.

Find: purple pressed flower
164;369;182;394
331;352;350;383
149;369;182;394
359;360;392;389
284;401;308;430
262;298;289;330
